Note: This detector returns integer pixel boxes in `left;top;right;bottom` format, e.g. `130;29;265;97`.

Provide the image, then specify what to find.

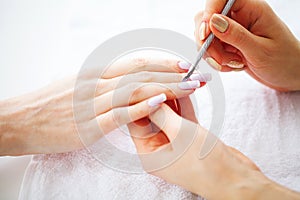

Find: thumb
209;14;261;56
149;104;199;142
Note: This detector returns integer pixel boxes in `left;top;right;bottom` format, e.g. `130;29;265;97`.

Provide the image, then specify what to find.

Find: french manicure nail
199;22;207;41
206;57;222;71
148;93;167;107
178;80;200;90
211;14;228;33
227;61;244;69
178;61;191;70
190;73;212;82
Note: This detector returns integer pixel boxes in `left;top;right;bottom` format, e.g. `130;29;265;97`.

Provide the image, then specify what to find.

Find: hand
0;58;210;156
130;104;300;200
195;0;300;91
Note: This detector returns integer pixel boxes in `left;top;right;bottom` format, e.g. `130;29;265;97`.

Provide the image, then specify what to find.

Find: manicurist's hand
195;0;300;91
130;104;300;200
0;58;211;156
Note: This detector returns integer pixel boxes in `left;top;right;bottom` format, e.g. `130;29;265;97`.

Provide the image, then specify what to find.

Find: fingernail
148;93;167;107
178;61;191;70
190;73;212;82
227;61;244;69
206;57;222;71
178;80;200;90
232;68;244;72
199;22;207;41
211;14;228;33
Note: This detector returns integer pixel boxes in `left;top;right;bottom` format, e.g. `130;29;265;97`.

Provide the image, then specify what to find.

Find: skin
195;0;300;91
0;57;205;156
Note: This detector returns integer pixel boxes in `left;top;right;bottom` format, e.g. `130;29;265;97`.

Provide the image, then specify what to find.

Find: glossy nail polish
178;61;191;70
227;61;244;69
211;14;228;33
148;93;167;107
178;80;200;90
199;22;207;41
206;57;222;71
190;73;212;82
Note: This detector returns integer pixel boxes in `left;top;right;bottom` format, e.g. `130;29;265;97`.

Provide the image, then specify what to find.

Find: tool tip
182;76;189;82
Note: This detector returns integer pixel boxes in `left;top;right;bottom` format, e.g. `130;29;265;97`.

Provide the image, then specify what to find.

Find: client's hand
0;58;210;156
195;0;300;91
130;104;300;200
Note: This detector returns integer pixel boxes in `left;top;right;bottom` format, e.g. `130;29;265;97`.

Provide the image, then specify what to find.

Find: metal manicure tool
182;0;236;81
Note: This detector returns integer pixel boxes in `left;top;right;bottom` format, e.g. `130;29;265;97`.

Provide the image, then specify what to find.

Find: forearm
288;39;300;91
295;40;300;91
0;96;31;156
233;172;300;200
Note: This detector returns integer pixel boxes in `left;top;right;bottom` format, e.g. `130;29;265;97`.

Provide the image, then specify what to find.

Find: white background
0;0;299;199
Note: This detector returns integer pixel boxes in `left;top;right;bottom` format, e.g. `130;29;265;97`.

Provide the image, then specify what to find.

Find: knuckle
126;82;140;90
161;59;177;72
131;105;146;118
232;28;247;47
138;71;153;82
131;57;149;68
194;11;204;23
112;108;123;124
132;84;147;99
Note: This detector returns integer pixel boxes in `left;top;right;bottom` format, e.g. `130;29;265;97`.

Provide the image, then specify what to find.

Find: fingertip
147;93;167;107
177;61;192;71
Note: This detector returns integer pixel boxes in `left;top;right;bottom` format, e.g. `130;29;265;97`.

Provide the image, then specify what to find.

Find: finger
95;81;203;115
97;93;167;134
96;72;212;96
196;0;246;41
96;72;185;96
204;41;244;72
149;103;198;142
177;97;198;123
209;14;263;57
196;13;244;71
203;0;246;21
101;58;191;79
194;11;208;43
129;127;169;154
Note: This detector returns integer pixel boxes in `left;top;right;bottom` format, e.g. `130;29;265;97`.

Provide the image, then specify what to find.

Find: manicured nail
190;73;212;82
148;93;167;107
232;68;244;72
227;61;244;69
178;61;191;70
178;80;200;90
211;14;228;33
206;57;222;71
199;22;207;41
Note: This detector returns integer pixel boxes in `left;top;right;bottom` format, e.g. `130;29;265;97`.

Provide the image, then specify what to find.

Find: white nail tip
178;61;191;70
178;80;200;90
190;73;212;82
148;93;167;107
